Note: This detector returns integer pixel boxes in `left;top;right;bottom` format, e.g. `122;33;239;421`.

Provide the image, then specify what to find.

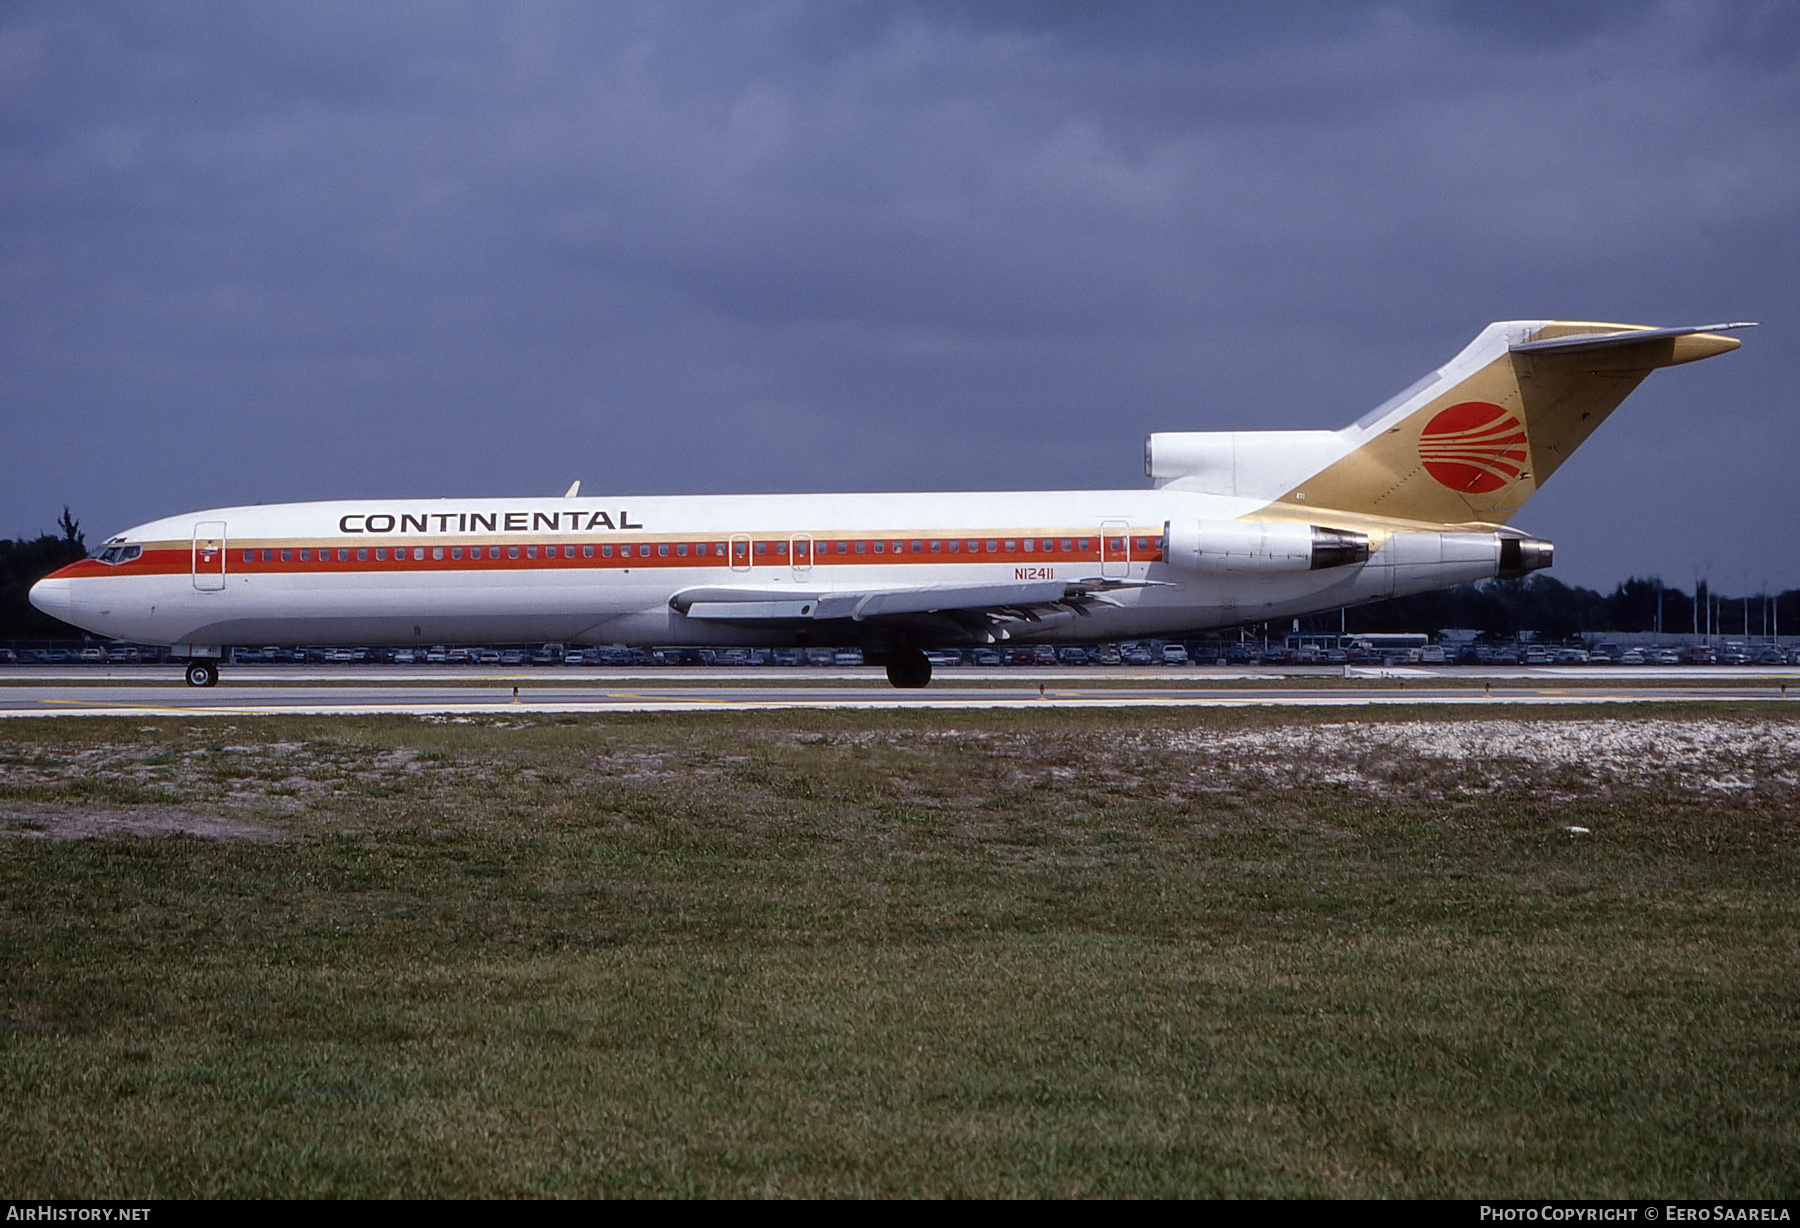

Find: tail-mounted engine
1163;520;1371;573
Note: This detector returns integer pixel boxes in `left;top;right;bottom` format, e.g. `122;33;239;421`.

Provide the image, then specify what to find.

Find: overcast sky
3;2;1796;593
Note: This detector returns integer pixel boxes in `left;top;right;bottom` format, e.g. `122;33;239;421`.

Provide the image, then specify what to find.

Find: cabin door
1100;520;1130;579
730;533;752;573
193;521;227;591
790;533;813;576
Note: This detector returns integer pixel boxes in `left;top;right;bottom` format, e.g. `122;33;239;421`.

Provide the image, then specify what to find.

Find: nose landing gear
884;647;932;689
184;660;219;688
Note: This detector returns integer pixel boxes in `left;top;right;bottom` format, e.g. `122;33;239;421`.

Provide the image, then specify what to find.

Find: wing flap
675;579;1078;622
671;578;1157;624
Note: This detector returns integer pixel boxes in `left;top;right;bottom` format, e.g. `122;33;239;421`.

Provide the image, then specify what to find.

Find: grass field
2;706;1797;1197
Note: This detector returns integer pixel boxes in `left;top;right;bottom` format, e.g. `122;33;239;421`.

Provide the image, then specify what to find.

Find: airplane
30;318;1750;689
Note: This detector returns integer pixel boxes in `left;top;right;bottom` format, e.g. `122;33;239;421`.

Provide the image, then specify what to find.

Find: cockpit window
97;545;141;565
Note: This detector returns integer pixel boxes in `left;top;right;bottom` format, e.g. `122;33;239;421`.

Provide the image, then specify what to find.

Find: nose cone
29;577;72;623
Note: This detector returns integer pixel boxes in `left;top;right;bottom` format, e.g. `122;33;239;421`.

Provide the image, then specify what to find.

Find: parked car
1056;647;1090;665
926;649;964;666
971;648;1002;666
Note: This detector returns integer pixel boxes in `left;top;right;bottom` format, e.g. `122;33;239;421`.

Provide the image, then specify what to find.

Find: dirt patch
0;806;288;843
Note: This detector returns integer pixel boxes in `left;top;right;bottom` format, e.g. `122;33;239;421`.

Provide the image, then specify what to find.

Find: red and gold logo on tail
1419;401;1528;494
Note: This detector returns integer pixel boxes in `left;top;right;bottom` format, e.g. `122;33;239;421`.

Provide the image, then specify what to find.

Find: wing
669;577;1162;643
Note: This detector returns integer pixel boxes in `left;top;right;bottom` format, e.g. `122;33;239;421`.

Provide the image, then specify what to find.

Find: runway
2;665;1795;716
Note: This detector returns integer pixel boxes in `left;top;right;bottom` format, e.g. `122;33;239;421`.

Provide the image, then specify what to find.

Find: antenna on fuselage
563;481;581;498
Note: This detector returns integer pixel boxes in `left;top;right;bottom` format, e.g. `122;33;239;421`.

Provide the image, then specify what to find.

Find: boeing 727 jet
31;319;1750;687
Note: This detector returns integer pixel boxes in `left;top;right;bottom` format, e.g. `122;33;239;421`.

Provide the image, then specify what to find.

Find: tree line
1306;574;1800;642
0;510;87;640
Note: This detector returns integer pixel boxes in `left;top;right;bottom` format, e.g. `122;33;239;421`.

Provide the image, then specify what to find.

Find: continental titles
338;510;642;535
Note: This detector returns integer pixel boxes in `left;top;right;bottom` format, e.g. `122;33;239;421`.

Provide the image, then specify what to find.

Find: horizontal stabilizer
1510;322;1755;356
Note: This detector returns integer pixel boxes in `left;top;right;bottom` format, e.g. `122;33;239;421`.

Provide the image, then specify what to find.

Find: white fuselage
32;487;1511;655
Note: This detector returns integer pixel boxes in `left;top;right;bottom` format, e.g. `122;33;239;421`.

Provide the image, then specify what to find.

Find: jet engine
1163;520;1371;573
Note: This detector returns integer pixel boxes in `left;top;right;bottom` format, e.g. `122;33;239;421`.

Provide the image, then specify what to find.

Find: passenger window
601;544;613;558
835;541;847;554
912;541;923;553
930;540;942;553
432;547;444;560
639;544;651;557
755;542;767;556
299;549;310;561
562;545;573;558
1080;539;1092;551
376;549;387;561
948;540;961;553
855;541;867;554
968;540;979;552
263;549;273;562
986;540;998;553
776;542;788;556
583;544;594;558
1023;539;1034;552
1004;540;1016;552
676;543;688;557
658;543;670;557
451;547;461;560
508;545;520;559
357;548;367;561
1060;539;1073;552
873;541;885;554
243;550;254;562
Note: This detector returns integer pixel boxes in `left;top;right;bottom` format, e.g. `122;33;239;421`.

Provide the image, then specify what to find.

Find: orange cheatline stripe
63;530;1163;579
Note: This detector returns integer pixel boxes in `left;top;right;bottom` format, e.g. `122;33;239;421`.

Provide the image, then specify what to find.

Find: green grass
1;708;1796;1196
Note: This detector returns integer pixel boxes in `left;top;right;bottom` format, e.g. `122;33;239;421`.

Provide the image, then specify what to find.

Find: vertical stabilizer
1273;321;1748;524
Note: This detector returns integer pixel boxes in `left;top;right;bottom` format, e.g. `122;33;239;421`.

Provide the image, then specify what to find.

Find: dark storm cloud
2;1;1796;592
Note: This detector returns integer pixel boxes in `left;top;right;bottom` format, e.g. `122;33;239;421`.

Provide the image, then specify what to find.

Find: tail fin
1275;320;1750;524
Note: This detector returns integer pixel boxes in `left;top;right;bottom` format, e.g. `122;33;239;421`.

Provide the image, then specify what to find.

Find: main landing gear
184;660;219;688
885;647;932;689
